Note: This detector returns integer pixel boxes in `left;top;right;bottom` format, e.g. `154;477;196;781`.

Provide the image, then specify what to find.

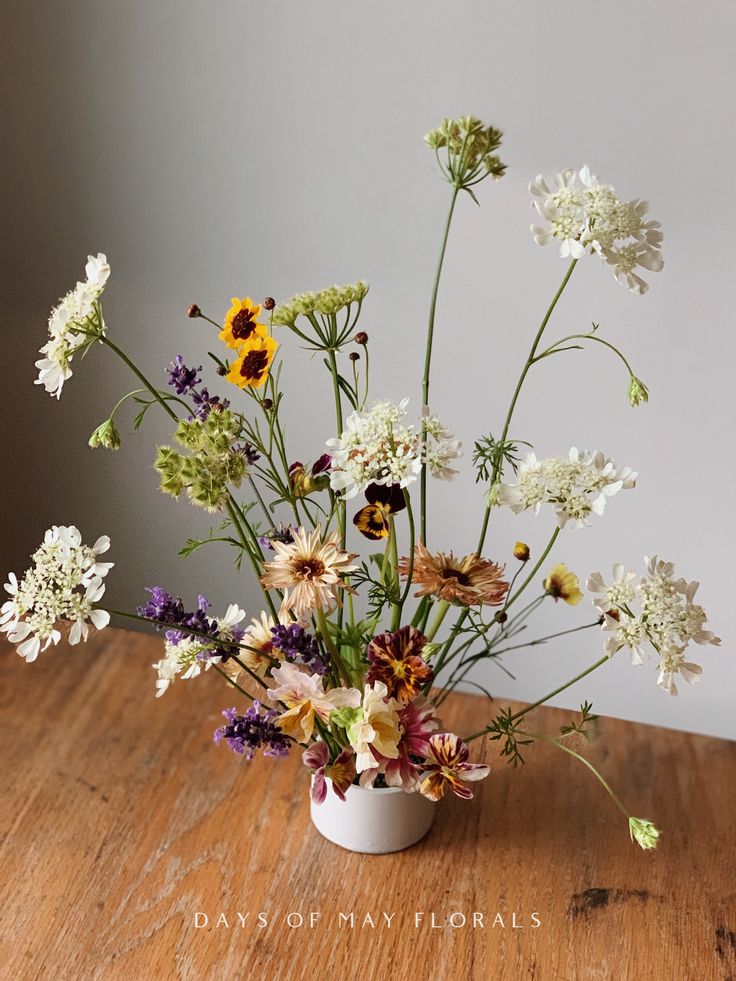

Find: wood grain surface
1;628;734;981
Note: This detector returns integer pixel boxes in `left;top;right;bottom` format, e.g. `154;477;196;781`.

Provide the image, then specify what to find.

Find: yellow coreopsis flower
219;297;267;351
544;563;583;605
225;334;279;389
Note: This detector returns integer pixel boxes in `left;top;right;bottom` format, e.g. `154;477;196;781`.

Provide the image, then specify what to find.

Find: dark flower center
442;568;470;586
239;349;269;379
295;558;325;581
231;308;258;341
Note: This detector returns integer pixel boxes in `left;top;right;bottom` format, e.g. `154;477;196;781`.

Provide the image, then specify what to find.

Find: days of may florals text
3;117;721;850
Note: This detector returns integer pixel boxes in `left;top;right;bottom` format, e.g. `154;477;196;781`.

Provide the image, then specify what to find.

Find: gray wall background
2;0;734;738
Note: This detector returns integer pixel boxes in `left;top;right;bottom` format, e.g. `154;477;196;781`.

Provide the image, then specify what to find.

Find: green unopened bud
421;642;440;662
89;418;121;451
629;816;660;850
628;375;649;407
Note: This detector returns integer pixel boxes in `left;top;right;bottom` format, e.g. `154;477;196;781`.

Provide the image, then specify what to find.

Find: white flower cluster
422;408;462;481
1;526;113;661
588;557;721;695
152;604;246;697
530;167;663;294
35;253;110;398
497;447;636;529
327;399;461;498
327;398;421;499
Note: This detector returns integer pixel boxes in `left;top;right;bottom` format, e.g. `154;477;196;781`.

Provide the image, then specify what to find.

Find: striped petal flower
419;733;490;801
366;625;433;704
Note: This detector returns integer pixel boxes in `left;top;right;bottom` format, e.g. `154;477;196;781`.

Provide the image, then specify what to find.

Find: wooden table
1;629;734;980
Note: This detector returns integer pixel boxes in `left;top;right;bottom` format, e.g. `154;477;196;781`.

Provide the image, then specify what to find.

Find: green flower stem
397;489;416;609
225;499;279;619
464;654;608;742
436;619;602;704
547;737;630;818
505;528;560;610
425;600;451;642
536;332;635;376
475;259;578;555
388;517;401;630
420;183;461;544
248;475;274;527
410;595;430;629
212;663;254;702
99;336;178;422
316;608;352;687
432;264;578;698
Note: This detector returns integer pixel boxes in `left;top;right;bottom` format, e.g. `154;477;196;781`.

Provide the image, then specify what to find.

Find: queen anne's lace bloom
587;557;720;695
530;167;663;294
35;254;110;397
1;526;113;661
327;399;459;499
327;398;421;499
498;447;636;529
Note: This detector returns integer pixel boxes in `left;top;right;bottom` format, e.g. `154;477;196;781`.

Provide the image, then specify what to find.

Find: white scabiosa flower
1;526;113;661
35;253;110;398
497;447;636;529
326;398;422;499
588;556;720;694
530;167;663;294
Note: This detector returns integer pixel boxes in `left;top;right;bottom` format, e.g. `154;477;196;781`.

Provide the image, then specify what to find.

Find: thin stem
213;664;255;702
464;654;608;742
475;259;578;554
397;490;416;609
425;600;451;642
100;336;178;422
506;528;560;609
550;738;629;818
420;184;461;544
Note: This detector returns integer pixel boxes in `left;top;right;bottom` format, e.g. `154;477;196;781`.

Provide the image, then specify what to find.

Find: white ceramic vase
310;782;436;854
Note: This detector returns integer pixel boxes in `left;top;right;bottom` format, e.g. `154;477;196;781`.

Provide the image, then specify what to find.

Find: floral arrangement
3;116;721;849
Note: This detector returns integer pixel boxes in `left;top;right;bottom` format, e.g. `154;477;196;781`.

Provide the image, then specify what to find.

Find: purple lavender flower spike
213;702;290;759
167;356;202;395
270;623;326;675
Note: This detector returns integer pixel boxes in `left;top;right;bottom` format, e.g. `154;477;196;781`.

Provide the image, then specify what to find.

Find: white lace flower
530;167;663;294
497;447;636;529
326;398;422;499
587;563;638;613
590;556;720;694
422;407;462;480
1;526;113;661
35;253;110;398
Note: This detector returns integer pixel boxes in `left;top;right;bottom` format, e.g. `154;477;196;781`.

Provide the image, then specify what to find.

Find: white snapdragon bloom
497;447;636;529
530;167;663;294
327;398;422;499
35;253;110;398
152;603;247;696
588;556;720;694
1;526;113;661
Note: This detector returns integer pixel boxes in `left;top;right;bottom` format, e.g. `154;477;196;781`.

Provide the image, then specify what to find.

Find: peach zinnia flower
261;526;358;618
398;541;508;607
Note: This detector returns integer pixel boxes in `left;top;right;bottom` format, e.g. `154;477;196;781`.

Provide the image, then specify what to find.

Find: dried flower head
399;541;508;607
260;526;358;618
